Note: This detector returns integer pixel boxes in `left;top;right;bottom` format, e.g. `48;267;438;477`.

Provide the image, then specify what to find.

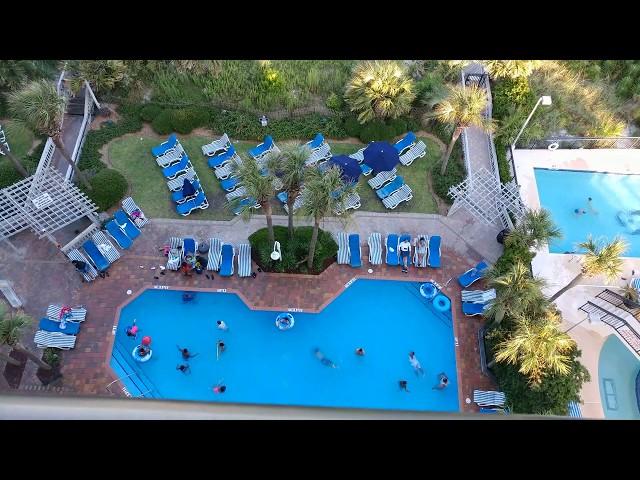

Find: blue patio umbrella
363;141;400;174
328;155;361;184
181;178;197;197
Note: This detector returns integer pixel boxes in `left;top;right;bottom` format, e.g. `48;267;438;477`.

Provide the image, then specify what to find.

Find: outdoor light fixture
512;95;553;150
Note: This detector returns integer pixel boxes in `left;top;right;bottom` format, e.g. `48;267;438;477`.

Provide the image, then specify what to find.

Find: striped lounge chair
336;232;349;265
413;234;429;268
335;192;361;215
567;401;582;418
368;232;382;265
66;248;98;282
305;143;331;166
166;236;183;270
399;141;427;166
382;184;413;209
46;305;87;323
238;243;252;277
349;147;365;162
367;168;397;189
156;142;185;168
207;238;223;271
122;197;149;228
202;133;231;157
34;330;77;350
167;168;197;191
92;230;121;264
473;389;506;407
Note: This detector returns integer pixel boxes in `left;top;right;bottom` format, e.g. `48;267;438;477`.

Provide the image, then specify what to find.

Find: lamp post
564;310;601;334
511;95;552;150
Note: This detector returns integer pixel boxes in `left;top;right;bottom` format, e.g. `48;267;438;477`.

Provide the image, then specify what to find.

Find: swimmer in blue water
182;292;196;302
574;208;586;216
314;348;337;368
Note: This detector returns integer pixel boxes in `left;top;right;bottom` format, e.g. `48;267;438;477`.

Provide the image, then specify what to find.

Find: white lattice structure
448;167;525;228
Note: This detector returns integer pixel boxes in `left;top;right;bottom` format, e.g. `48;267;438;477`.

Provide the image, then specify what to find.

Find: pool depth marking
288;307;304;313
153;285;169;290
344;277;357;289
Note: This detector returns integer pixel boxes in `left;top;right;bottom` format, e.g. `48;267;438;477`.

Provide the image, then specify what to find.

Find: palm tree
483;60;538;80
0;142;28;177
0;302;51;370
67;60;127;95
266;145;310;238
228;154;277;245
507;208;562;251
549;236;628;302
485;261;548;326
7;79;92;189
300;166;355;270
344;60;416;124
429;84;495;175
493;310;576;385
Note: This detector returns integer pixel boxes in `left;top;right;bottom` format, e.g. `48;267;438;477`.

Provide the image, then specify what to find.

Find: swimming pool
534;168;640;256
110;279;459;412
597;335;640;419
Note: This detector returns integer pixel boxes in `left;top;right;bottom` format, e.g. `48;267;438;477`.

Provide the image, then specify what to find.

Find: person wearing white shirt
399;238;411;273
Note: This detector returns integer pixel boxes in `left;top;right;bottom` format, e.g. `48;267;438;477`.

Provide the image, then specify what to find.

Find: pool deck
514;148;640;419
0;210;499;414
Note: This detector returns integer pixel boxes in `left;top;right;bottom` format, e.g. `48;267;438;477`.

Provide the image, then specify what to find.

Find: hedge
82;168;128;211
431;142;465;204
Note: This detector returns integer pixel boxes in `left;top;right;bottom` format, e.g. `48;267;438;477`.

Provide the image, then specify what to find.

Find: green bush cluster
431;143;465;204
150;109;174;135
81;168;128;211
248;226;338;274
341;115;420;143
566;60;640;100
139;104;163;122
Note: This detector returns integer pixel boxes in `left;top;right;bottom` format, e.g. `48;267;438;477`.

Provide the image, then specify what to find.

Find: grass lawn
1;120;34;159
108;134;443;220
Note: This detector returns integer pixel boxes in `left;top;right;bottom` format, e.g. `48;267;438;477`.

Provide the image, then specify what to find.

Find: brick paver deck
0;218;496;414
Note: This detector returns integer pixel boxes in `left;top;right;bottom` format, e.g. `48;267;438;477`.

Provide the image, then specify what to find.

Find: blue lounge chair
399;233;412;266
207;145;237;169
277;191;288;204
82;239;110;272
114;210;141;241
249;135;274;159
65;249;98;282
232;197;260;216
393;131;416;155
376;176;405;200
176;190;209;216
305;133;325;151
220;177;239;192
171;180;201;204
182;237;197;256
162;154;190;180
458;261;489;288
39;318;81;335
360;163;373;176
462;301;487;316
349;234;362;268
219;244;235;277
385;234;400;266
151;133;178;157
105;220;133;249
428;236;441;268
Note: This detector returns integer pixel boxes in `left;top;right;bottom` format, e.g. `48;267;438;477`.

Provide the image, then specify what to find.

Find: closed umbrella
328;155;361;184
363;141;400;174
181;178;197;197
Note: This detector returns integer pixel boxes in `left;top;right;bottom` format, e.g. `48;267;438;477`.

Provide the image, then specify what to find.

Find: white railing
56;70;65;95
65;87;94;180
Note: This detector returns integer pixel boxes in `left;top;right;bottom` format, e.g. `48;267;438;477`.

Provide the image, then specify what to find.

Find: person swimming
216;320;229;331
409;352;425;376
314;348;337;368
212;381;226;394
433;372;449;390
182;292;195;302
399;380;410;392
126;319;139;339
587;197;598;215
177;346;198;360
176;363;191;374
574;208;587;216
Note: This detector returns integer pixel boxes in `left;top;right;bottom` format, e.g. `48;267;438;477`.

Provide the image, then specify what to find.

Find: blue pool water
534;168;640;257
110;280;459;412
598;335;640;419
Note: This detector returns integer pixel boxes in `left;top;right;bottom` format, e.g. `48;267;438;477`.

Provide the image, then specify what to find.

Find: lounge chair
428;235;441;268
122;197;149;228
220;176;239;192
39;317;81;335
398;234;412;267
359;163;373;176
283;193;305;214
214;156;242;180
82;239;110;272
105;220;133;249
567;401;582;418
166;237;182;270
92;230;121;263
182;237;197;256
335;192;361;215
368;168;397;189
171;179;202;204
376;176;405;199
385;234;400;266
276;190;289;205
167;168;197;191
202;133;231;157
66;249;98;282
458;261;489;288
219;244;235;277
413;235;429;267
155;143;185;168
232;197;260;216
336;233;349;265
151;133;178;158
114;210;141;241
207;238;223;271
207;145;238;169
162;154;191;180
462;301;488;316
393;131;416;155
348;234;362;268
238;243;252;277
249;135;277;160
473;389;506;407
368;232;382;265
630;277;640;293
399;140;427;166
46;305;87;323
461;289;496;304
349;147;365;162
226;186;248;202
382;184;413;209
305;143;331;166
305;133;325;151
34;330;77;350
176;190;209;216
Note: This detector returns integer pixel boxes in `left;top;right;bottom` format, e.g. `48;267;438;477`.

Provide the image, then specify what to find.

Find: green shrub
494;137;513;183
151;109;174;135
82;168;128;211
326;92;344;113
43;347;60;368
0;161;25;189
387;117;408;136
343;116;362;138
431;143;465;204
170;107;209;134
359;120;395;143
140;104;164;122
493;241;534;276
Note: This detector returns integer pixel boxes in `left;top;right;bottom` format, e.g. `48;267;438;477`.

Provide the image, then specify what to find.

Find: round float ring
548;142;559;151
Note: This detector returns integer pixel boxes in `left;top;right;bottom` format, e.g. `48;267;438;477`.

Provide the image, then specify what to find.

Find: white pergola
448;167;526;229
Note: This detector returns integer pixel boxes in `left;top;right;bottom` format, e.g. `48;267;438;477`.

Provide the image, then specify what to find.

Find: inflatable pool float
275;313;295;331
420;282;438;300
617;210;640;235
432;294;451;313
132;345;152;362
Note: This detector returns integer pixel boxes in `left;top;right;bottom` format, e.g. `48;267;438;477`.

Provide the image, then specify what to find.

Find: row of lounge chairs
33;305;87;350
165;237;253;278
335;233;441;268
151;134;209;216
